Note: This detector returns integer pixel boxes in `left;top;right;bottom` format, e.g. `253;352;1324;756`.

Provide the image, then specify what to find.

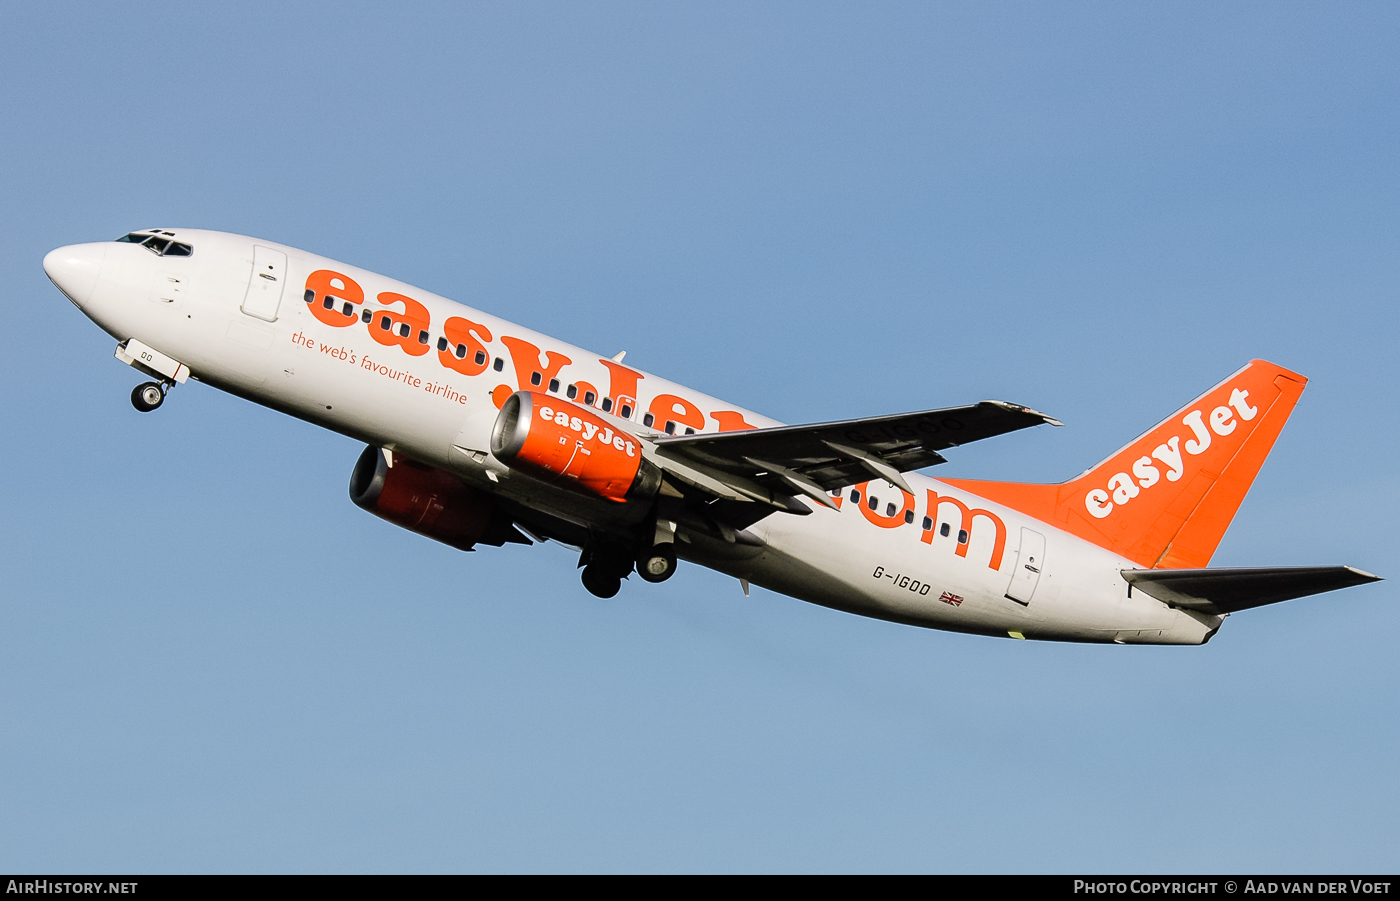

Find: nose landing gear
131;381;167;412
115;339;189;413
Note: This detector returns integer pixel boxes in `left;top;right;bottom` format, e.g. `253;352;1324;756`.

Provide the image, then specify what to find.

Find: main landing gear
578;534;680;598
636;544;677;584
581;563;624;599
131;381;168;412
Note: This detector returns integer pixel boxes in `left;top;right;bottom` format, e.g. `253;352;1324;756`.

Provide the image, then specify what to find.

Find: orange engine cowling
349;445;524;550
491;391;662;504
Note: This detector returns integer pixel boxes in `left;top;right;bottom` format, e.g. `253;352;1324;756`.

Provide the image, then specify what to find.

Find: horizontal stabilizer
1122;566;1382;615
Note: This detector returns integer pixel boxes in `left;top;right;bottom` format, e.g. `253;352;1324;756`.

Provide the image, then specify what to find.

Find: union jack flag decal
938;591;964;607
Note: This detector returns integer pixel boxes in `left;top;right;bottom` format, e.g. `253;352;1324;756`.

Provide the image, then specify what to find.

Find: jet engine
491;391;662;504
349;445;524;550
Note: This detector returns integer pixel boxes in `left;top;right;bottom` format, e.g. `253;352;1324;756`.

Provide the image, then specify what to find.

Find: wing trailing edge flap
649;400;1060;511
1122;566;1382;615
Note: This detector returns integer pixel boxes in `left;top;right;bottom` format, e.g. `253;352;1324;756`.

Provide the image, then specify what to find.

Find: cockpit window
115;232;193;257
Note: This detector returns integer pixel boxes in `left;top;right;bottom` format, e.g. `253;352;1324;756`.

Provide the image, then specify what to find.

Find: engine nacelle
349;445;522;550
491;391;662;504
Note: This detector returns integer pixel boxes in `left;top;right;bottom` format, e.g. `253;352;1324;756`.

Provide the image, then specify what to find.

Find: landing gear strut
116;339;188;413
131;381;167;412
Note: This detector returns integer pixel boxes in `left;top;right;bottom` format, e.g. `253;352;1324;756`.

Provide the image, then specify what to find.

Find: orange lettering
304;270;364;328
599;359;644;417
501;336;572;391
368;291;431;357
921;490;1006;570
711;411;758;432
439;316;493;376
647;393;704;433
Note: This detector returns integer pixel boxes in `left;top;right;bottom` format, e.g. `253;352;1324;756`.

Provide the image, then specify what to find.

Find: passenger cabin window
583;391;596;406
940;523;950;537
397;323;410;338
922;516;933;530
885;503;897;517
417;330;429;345
643;413;655;427
548;378;560;393
664;421;676;435
601;397;613;413
474;351;487;366
620;404;632;419
685;427;695;435
361;310;372;323
530;372;542;386
379;316;391;331
456;344;468;359
437;337;448;352
850;489;861;503
304;289;315;304
958;530;969;544
904;510;914;524
566;384;578;400
343;302;354;316
493;358;504;372
868;495;878;511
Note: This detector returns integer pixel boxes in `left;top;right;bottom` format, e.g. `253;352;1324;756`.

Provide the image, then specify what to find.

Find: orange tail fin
943;360;1307;569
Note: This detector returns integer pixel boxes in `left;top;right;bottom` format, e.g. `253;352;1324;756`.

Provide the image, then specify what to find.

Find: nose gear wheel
131;381;166;412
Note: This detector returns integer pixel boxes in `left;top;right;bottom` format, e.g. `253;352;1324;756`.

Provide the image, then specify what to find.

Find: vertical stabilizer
943;360;1307;568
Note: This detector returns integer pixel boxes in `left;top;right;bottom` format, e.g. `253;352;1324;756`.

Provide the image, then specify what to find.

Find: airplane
42;228;1381;645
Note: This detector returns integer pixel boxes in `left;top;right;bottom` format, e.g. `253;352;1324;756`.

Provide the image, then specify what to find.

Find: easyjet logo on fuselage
1083;387;1258;520
307;266;1005;575
301;269;759;434
838;481;1008;571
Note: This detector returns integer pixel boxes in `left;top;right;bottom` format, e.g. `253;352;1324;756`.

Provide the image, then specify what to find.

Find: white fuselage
46;230;1220;644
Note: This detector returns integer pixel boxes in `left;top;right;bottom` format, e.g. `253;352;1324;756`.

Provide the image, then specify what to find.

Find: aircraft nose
43;243;107;307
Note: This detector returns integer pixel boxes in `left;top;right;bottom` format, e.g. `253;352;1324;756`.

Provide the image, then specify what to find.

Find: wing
1121;565;1382;615
649;400;1061;511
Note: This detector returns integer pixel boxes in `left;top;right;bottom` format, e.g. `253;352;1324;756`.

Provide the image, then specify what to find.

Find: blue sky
1;2;1396;872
